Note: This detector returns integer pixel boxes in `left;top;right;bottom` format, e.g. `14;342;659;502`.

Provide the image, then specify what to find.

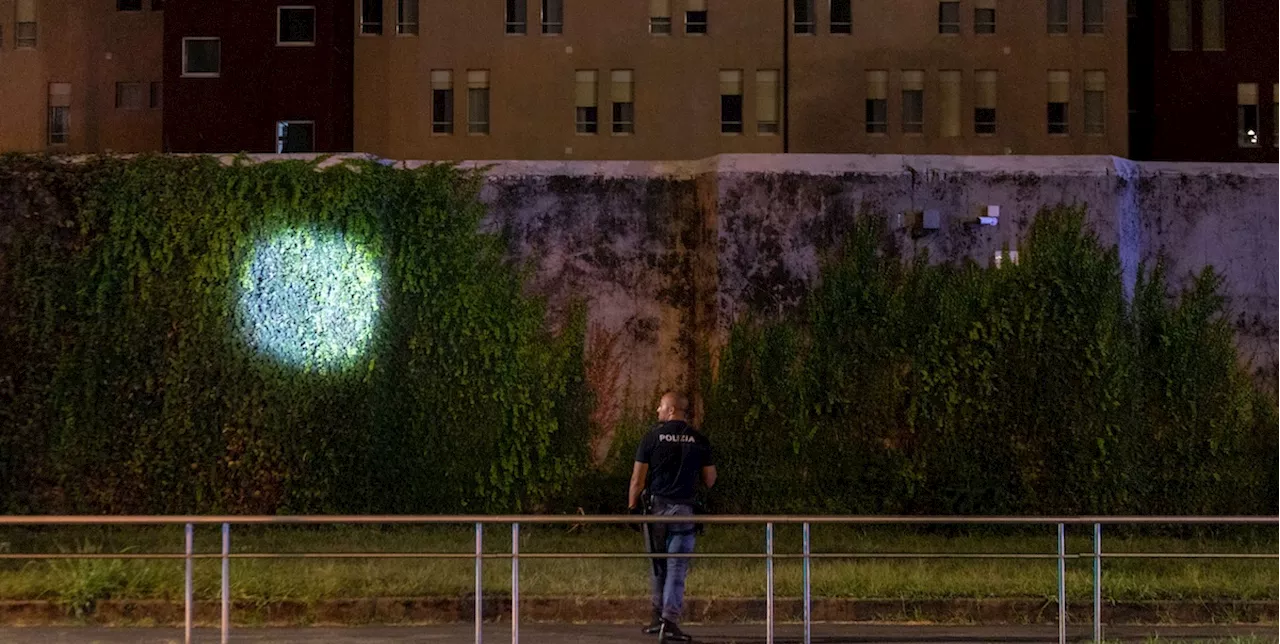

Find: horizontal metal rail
0;515;1274;644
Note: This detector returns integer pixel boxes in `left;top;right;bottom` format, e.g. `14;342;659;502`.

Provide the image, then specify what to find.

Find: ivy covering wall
0;155;589;514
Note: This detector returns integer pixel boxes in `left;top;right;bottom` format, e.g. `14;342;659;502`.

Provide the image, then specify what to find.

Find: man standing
628;391;717;643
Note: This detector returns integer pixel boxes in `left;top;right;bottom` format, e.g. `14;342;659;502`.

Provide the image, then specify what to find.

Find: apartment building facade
0;0;163;154
162;0;355;153
354;0;1129;160
1128;0;1278;161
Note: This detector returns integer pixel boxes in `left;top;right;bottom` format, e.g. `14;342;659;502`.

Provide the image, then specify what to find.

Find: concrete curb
0;597;1274;627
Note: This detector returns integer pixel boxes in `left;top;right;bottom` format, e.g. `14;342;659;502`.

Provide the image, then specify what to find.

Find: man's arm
628;461;649;509
701;465;717;489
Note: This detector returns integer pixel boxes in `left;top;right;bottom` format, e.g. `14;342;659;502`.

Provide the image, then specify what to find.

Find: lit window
1048;70;1070;135
756;70;780;134
720;70;743;134
975;70;997;134
940;70;961;137
542;0;563;34
1201;0;1224;50
468;70;490;135
431;70;453;134
1237;83;1259;147
795;0;815;34
182;38;220;77
361;0;382;35
1084;71;1106;135
1168;0;1190;50
506;0;527;34
902;70;924;134
865;70;888;134
279;6;316;45
975;0;995;33
1047;0;1068;33
16;0;36;48
938;2;960;34
276;121;315;153
830;0;851;33
649;0;671;34
611;70;634;134
575;70;598;134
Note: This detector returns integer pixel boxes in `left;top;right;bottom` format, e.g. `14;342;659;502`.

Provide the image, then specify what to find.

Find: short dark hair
663;391;689;413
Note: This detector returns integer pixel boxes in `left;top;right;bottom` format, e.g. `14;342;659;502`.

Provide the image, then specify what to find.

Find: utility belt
643;491;704;537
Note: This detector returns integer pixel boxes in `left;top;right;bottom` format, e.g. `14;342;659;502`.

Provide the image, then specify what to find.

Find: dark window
151;0;164;9
794;0;815;34
277;122;315;153
16;21;36;48
576;107;598;134
650;16;672;33
686;10;708;34
48;107;69;145
279;7;316;44
903;89;924;134
975;6;995;33
1083;0;1104;33
1237;105;1258;146
612;102;634;134
397;0;419;35
149;82;162;108
975;108;997;134
1047;0;1068;33
1048;103;1069;134
361;0;383;34
720;95;743;133
541;0;563;33
432;87;453;134
506;0;527;33
938;2;960;33
865;99;887;133
830;0;851;33
182;38;220;76
117;0;142;11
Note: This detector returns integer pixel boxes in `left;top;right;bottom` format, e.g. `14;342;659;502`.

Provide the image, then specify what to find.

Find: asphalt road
0;624;1273;643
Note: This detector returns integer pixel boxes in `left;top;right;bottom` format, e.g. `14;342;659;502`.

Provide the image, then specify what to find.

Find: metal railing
0;515;1274;644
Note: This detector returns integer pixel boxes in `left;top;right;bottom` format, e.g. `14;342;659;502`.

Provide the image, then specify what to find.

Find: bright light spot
238;227;382;372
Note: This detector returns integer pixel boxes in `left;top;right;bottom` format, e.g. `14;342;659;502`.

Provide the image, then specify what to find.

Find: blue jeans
647;500;696;623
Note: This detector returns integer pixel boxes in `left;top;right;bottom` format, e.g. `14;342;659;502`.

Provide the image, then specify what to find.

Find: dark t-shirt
634;420;714;504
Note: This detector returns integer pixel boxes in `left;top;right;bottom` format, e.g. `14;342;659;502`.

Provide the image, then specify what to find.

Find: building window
468;70;490;135
575;70;598;134
938;2;960;34
756;70;780;134
1082;0;1103;33
431;70;453;134
181;38;220;77
542;0;563;34
117;0;142;11
720;70;743;134
149;81;162;108
48;83;70;146
505;0;527;33
1168;0;1190;50
276;121;315;153
1201;0;1224;50
830;0;852;33
279;6;316;45
397;0;419;34
611;70;635;134
361;0;383;35
974;0;995;33
649;0;672;34
1048;70;1070;135
686;0;707;34
902;70;924;134
116;82;147;110
865;70;888;134
16;0;36;48
1237;83;1259;147
940;70;961;137
975;70;997;134
794;0;815;34
1084;70;1106;135
152;0;164;9
1047;0;1068;33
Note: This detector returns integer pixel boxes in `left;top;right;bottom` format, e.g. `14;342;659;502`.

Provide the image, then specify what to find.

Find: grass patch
0;525;1274;606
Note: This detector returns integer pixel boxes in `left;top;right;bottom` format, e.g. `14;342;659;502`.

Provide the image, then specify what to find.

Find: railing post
184;523;193;644
1057;523;1066;644
221;522;230;644
765;521;774;644
802;522;811;644
476;522;483;644
511;522;519;644
1093;522;1102;643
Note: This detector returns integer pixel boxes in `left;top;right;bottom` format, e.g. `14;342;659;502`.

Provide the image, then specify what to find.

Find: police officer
628;391;716;643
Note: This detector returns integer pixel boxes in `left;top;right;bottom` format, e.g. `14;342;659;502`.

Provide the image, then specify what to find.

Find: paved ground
0;625;1273;643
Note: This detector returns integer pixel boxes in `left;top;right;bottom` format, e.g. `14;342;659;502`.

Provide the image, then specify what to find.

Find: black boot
642;608;663;634
659;618;692;643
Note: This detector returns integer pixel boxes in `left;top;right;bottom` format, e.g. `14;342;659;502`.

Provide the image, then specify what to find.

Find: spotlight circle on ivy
238;227;383;372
